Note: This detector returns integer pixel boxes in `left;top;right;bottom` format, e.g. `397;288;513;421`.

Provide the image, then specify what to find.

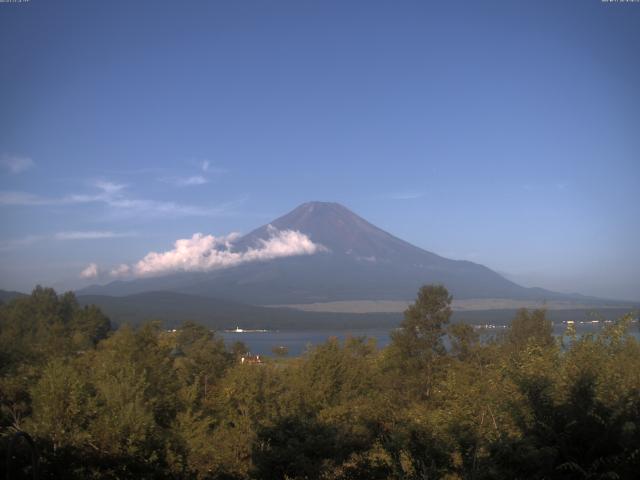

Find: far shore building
240;354;262;365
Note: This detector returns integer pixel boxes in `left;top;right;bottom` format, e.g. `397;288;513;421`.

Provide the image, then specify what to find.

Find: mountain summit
79;201;574;304
236;201;436;263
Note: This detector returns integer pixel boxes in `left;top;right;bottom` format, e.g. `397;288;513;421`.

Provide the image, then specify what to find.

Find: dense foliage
1;285;639;479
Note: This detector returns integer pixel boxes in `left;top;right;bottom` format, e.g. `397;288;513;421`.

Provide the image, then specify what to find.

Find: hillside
0;289;27;304
77;291;402;330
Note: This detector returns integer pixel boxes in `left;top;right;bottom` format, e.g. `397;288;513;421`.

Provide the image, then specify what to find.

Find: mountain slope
77;291;401;330
0;289;27;304
79;201;591;304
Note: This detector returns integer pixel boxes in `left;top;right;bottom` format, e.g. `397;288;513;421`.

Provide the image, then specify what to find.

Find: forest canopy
1;285;639;479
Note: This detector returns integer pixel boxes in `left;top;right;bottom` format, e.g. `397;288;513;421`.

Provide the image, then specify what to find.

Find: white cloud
160;175;208;187
79;263;99;279
111;227;325;278
198;160;226;174
1;154;34;174
159;159;227;187
105;197;235;217
0;231;135;251
94;181;126;194
0;179;241;217
54;231;134;240
157;159;227;187
0;189;110;206
110;264;131;277
0;191;56;206
180;175;208;186
388;191;424;200
0;235;44;251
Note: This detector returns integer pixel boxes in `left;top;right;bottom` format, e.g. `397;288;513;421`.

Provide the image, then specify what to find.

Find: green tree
448;322;480;361
252;415;347;480
507;308;554;351
173;321;232;404
386;284;452;399
29;358;92;451
70;303;111;348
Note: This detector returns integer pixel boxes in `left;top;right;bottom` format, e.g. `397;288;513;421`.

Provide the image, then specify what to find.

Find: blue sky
1;0;639;300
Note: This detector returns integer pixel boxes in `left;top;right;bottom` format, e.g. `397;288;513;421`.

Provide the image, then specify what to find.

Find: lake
220;321;640;356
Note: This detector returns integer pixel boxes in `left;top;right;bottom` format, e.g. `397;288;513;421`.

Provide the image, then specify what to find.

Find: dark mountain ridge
0;289;27;304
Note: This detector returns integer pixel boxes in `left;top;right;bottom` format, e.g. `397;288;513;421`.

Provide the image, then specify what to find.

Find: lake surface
221;329;392;356
220;322;640;356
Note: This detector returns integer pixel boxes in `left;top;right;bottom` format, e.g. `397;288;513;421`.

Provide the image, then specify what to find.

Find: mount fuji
78;202;591;306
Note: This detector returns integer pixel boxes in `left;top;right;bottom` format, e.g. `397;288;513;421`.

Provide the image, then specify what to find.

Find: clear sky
1;0;639;300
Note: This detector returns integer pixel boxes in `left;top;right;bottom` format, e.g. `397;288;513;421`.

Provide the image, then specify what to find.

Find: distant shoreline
266;298;637;314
